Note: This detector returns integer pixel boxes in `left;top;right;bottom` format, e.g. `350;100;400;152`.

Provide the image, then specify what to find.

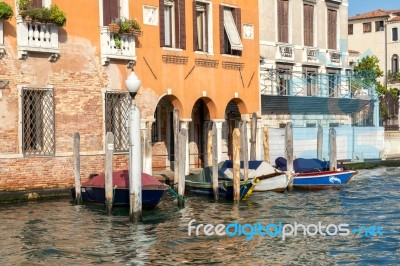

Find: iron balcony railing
260;68;377;100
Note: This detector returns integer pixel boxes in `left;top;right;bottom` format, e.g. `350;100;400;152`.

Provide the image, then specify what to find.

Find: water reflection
0;167;399;264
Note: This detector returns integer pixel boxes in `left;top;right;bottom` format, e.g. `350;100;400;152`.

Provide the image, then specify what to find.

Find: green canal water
0;167;399;265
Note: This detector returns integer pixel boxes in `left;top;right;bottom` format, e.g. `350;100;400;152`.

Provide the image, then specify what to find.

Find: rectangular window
327;9;337;49
194;2;209;52
303;68;318;96
277;67;292;95
160;0;186;49
375;21;384;31
363;22;371;33
105;91;130;152
22;87;55;156
392;27;398;41
220;6;242;55
103;0;120;26
348;24;353;35
278;0;289;43
327;72;339;97
304;4;314;46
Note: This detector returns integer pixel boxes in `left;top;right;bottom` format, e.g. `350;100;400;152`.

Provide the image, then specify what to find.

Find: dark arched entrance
190;99;210;168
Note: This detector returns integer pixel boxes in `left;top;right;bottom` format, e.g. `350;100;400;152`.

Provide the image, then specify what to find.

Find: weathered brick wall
0;154;129;191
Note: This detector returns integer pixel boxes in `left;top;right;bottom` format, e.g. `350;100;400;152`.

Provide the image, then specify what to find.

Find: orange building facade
0;0;259;191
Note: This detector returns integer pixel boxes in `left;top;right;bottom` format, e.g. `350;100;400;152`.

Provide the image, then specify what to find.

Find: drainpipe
385;19;388;90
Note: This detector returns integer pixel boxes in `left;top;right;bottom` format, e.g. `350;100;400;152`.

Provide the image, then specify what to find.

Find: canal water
0;167;399;265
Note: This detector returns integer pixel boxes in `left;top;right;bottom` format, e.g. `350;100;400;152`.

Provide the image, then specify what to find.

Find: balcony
277;44;294;61
16;16;60;61
305;47;319;63
329;51;342;65
100;26;136;66
0;20;5;57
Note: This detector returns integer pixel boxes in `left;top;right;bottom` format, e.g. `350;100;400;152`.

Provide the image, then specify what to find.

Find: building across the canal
258;0;384;162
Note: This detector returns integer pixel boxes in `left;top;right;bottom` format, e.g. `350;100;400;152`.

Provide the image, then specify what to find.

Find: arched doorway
152;96;175;171
190;99;210;168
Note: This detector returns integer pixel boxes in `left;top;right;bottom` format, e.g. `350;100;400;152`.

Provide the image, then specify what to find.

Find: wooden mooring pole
329;128;337;171
178;128;188;206
73;132;81;204
263;126;270;163
173;109;179;191
240;121;249;181
250;113;257;161
285;123;294;192
212;123;219;200
233;128;241;202
317;125;323;160
105;132;114;213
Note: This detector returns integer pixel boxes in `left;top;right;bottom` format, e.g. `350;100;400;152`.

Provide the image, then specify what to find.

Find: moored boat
218;160;289;192
70;170;169;208
185;167;255;200
293;170;357;190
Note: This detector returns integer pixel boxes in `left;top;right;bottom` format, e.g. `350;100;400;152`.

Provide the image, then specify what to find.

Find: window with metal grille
105;91;130;152
22;87;55;156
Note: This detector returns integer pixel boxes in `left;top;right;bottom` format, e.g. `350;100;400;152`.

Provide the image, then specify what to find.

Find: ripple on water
0;168;399;265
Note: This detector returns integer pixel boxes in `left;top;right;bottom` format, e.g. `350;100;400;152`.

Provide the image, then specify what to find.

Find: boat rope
168;187;186;202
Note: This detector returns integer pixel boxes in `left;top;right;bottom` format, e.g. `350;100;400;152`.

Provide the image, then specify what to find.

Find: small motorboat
275;157;356;190
185;167;255;200
218;160;289;192
70;170;169;208
293;170;357;190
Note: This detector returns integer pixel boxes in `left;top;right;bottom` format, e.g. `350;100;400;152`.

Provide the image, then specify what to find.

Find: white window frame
196;1;214;54
164;0;176;48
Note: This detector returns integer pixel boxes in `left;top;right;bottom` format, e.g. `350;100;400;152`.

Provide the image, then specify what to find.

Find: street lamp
125;68;142;222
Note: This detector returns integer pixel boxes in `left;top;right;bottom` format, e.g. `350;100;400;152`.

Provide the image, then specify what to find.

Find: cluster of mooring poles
73;107;337;221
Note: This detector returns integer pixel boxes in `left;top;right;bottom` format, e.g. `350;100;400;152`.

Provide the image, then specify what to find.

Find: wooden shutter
328;9;337;49
193;1;197;51
31;0;42;8
220;5;224;54
278;0;289;43
304;5;313;46
103;0;120;26
159;0;165;47
174;0;186;49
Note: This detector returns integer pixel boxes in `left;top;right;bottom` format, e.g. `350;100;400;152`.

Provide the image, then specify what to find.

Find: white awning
223;9;243;51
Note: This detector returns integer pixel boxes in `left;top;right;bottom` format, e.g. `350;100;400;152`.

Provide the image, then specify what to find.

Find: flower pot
108;23;120;33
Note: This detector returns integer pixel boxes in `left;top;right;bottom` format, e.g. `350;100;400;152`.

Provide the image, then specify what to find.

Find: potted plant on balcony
20;4;66;26
0;2;13;20
108;18;121;33
116;18;142;36
17;0;31;13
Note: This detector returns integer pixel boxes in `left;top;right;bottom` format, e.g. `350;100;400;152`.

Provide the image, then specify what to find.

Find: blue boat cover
275;157;331;173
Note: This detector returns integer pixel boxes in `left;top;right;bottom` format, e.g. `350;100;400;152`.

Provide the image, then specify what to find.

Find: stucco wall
266;126;384;164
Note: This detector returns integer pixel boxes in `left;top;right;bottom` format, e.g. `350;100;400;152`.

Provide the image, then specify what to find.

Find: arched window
392;54;399;73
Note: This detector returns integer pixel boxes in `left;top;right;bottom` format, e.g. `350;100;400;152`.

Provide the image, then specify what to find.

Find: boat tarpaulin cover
81;170;164;188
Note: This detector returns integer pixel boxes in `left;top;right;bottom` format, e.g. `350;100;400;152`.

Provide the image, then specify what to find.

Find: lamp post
125;68;142;222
